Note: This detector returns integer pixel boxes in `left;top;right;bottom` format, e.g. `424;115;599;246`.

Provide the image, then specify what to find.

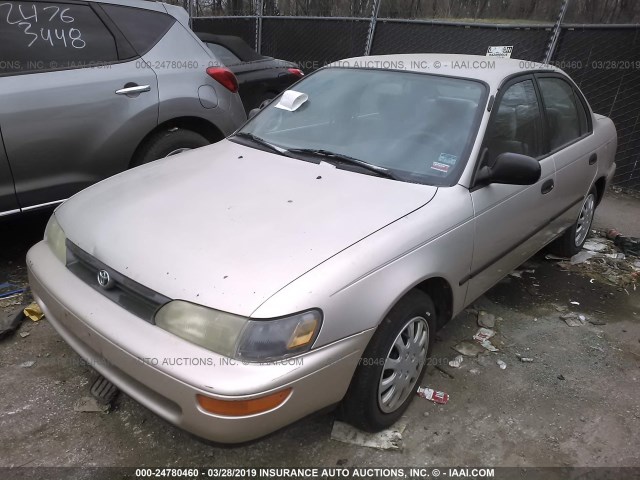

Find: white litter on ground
330;420;407;450
449;355;464;368
583;240;608;252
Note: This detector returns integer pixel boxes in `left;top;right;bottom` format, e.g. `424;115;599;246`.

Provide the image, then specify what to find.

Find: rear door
0;128;19;216
535;74;598;232
0;0;163;209
465;76;558;303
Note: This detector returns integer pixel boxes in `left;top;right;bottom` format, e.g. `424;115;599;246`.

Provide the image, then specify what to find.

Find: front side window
238;68;486;186
484;79;543;165
538;77;585;150
0;1;118;75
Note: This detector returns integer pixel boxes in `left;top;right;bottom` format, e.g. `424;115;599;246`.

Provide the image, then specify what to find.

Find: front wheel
548;186;597;257
338;289;436;432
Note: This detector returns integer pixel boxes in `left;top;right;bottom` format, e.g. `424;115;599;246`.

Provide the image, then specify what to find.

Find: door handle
541;179;555;194
589;153;598;165
115;84;150;95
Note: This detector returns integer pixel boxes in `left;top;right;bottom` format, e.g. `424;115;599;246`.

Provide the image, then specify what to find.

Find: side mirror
476;152;541;186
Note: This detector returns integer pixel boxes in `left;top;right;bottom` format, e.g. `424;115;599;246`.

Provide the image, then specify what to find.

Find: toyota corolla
27;54;617;443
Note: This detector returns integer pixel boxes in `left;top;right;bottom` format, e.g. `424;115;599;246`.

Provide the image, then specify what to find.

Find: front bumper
27;240;371;443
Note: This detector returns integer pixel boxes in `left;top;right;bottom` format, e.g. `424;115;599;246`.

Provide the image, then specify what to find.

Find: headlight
236;310;321;361
154;301;247;358
154;301;322;362
44;214;66;264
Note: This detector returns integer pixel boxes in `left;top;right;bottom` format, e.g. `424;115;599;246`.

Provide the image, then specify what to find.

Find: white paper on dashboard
274;90;309;111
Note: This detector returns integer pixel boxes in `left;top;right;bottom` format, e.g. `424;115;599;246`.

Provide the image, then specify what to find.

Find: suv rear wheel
132;128;209;167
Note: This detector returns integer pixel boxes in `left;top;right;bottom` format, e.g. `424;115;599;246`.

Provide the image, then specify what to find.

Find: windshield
237;67;487;185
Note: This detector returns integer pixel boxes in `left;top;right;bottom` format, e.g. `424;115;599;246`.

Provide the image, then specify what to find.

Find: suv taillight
206;67;239;93
288;68;304;78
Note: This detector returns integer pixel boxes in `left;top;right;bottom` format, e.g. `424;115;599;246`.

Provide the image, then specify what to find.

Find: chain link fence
180;0;640;190
554;26;640;189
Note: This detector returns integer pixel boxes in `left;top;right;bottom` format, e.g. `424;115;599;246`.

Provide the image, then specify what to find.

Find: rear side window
0;1;118;75
205;43;241;66
101;4;174;56
538;77;585;150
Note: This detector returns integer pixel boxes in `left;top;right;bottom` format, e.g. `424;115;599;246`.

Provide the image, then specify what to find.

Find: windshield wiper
287;148;399;180
231;132;290;156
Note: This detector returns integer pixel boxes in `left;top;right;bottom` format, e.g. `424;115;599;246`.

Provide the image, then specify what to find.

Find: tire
338;289;436;432
253;94;276;112
548;186;597;257
132;129;210;167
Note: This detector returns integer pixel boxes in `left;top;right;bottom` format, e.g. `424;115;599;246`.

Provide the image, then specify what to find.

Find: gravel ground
0;196;639;472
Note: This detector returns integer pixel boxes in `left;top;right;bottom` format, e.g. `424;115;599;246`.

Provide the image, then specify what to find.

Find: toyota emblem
97;269;114;289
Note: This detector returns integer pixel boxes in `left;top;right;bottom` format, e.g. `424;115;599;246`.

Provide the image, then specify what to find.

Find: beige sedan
28;54;616;443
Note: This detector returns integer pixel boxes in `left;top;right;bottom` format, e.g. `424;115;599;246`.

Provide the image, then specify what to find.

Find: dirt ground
1;194;639;471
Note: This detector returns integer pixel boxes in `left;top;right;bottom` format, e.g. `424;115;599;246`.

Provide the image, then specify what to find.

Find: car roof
83;0;190;25
329;54;563;89
86;0;160;6
82;0;165;11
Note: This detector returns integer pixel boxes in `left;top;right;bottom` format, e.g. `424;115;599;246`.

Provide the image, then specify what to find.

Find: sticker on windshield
431;162;450;173
438;153;458;166
274;90;309;112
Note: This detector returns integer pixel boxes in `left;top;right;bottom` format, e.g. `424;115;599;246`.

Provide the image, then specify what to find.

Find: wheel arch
130;116;225;167
374;276;454;333
412;276;454;330
594;175;607;206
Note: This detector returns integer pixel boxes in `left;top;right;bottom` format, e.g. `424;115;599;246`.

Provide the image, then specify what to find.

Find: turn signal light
196;388;291;416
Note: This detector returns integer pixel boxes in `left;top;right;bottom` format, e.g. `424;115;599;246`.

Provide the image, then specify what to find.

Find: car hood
56;140;437;317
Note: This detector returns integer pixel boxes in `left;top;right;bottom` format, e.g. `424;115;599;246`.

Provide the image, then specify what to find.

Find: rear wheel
132;128;209;167
548;186;597;257
257;93;277;109
339;289;435;432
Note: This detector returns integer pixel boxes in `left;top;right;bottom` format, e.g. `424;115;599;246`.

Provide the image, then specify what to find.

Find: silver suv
0;0;246;216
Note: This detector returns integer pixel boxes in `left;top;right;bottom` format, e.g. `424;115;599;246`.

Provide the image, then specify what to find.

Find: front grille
66;240;170;323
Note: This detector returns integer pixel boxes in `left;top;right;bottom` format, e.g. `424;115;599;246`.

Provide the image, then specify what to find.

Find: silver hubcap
165;147;191;157
378;316;429;413
575;193;595;247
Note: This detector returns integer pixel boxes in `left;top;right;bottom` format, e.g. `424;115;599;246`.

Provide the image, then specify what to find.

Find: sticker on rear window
438;153;458;166
487;46;513;58
431;162;450;173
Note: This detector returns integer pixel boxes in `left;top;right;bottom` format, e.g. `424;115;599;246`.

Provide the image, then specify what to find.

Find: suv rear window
101;4;175;56
0;1;118;75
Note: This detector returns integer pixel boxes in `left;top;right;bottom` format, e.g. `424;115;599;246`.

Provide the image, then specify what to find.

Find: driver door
465;75;558;303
